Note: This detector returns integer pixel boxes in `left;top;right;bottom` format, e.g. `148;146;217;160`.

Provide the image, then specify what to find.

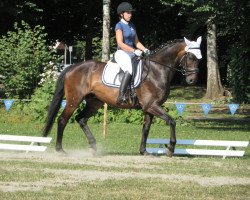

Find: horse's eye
188;55;196;62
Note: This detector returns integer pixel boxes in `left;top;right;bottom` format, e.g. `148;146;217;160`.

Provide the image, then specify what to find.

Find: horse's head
179;36;202;85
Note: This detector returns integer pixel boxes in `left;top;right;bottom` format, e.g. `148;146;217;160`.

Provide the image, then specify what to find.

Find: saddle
102;57;143;105
102;57;142;87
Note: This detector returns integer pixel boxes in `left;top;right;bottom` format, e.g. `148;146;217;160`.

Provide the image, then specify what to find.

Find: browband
188;47;200;50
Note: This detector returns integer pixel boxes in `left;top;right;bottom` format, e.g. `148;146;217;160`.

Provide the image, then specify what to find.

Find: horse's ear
184;37;191;46
196;36;202;46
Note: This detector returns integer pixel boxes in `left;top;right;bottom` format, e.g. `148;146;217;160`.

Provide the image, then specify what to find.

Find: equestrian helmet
117;2;135;14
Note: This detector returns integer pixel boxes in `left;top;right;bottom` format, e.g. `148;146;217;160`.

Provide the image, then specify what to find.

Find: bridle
147;50;199;76
178;52;199;76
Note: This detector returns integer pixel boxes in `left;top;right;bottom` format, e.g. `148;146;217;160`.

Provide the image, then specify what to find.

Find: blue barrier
3;99;14;111
0;99;241;116
201;103;212;117
61;100;66;109
175;103;187;116
228;104;239;115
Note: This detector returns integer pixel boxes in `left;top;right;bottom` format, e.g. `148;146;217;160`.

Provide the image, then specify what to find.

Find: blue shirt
115;20;136;49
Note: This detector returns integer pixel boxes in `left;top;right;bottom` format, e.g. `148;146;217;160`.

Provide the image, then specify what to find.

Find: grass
1;178;249;200
0;117;249;155
0;181;246;200
0;116;249;199
0;86;249;199
168;85;207;102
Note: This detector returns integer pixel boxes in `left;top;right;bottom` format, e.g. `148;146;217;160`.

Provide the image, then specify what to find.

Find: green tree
0;21;54;98
227;43;250;103
34;0;103;60
160;0;249;102
160;0;225;99
0;0;42;35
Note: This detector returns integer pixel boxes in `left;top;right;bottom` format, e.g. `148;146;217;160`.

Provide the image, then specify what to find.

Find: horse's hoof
89;147;97;156
166;148;174;158
139;150;149;156
56;148;67;155
88;143;97;156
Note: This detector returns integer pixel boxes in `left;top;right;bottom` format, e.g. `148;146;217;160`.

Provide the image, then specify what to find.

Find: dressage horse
43;37;202;157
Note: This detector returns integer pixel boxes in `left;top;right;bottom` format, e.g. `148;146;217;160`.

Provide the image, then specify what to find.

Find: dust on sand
1;151;250;192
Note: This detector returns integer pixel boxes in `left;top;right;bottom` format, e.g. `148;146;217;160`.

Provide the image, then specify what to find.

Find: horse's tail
43;69;67;137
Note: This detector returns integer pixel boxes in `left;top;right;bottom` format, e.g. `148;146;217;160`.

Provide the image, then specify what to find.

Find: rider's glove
134;49;142;57
143;48;150;56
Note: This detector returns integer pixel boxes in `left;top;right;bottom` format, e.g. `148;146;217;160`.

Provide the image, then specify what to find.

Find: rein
146;53;199;76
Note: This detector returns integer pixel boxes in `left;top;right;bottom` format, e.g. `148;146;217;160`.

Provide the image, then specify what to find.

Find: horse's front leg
147;104;176;157
140;113;153;155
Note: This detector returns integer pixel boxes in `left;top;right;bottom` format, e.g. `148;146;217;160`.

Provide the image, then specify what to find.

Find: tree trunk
102;0;110;139
102;0;110;62
205;20;225;99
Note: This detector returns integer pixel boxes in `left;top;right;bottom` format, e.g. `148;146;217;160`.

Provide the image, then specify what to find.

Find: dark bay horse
43;37;202;157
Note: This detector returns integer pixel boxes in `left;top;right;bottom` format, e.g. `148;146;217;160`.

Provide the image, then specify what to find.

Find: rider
115;2;150;105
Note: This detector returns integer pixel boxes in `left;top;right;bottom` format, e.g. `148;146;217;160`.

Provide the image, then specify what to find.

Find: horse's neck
145;43;184;86
151;44;183;67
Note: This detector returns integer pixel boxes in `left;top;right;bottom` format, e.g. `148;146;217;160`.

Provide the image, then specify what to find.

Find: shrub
0;21;55;98
19;78;56;122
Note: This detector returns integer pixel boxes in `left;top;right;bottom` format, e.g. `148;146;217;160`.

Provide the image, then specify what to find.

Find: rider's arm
116;29;135;52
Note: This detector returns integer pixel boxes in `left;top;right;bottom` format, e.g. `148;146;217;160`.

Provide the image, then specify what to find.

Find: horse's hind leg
140;113;154;155
56;91;85;152
75;97;104;153
56;104;78;152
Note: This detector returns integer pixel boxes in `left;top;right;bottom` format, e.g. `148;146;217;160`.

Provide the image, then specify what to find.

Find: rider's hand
143;48;150;56
134;49;142;57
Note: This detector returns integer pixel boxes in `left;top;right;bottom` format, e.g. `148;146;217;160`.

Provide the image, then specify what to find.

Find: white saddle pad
102;60;143;88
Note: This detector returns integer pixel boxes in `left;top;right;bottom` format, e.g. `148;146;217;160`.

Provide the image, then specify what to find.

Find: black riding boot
117;71;132;105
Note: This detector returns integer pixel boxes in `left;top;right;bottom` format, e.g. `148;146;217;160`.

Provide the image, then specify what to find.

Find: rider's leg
114;50;134;104
116;71;132;104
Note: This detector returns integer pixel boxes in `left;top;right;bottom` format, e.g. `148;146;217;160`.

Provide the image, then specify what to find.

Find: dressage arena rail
0;98;248;117
146;138;249;158
0;134;52;152
0;99;249;156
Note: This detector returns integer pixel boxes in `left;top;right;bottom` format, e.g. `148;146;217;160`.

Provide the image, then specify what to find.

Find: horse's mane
151;39;184;55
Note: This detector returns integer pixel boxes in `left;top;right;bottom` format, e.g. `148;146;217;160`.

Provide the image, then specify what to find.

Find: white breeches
114;50;135;75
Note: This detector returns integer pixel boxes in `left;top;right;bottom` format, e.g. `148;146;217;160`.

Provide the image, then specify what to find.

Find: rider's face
122;11;132;22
